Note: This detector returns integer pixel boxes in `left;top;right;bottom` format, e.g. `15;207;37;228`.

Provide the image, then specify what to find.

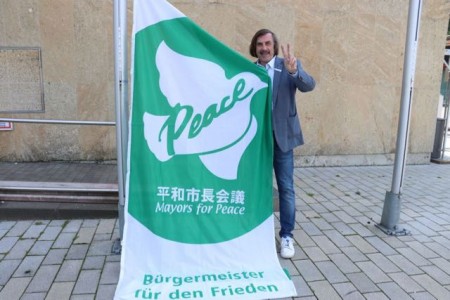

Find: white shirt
257;56;276;90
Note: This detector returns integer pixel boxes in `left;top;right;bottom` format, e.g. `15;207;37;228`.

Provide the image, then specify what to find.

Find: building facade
0;0;449;166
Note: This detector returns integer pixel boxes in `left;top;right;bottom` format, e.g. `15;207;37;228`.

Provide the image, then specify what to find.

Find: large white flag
114;0;297;299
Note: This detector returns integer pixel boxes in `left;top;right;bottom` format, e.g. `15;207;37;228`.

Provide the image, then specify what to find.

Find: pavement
1;162;450;299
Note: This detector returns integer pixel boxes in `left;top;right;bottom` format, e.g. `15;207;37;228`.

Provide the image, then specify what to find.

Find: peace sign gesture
281;44;297;74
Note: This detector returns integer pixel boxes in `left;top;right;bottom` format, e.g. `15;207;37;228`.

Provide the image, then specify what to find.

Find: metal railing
0;118;115;126
0;117;118;193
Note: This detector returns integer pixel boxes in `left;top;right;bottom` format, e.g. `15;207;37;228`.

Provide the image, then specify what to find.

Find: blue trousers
273;141;296;238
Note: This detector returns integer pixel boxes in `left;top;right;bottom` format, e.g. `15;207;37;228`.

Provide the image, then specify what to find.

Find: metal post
377;0;422;235
112;0;129;254
441;67;450;159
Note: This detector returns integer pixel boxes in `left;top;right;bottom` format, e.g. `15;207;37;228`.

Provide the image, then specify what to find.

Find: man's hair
249;28;279;58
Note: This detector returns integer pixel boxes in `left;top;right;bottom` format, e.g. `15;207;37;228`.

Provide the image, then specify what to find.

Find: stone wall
0;0;449;166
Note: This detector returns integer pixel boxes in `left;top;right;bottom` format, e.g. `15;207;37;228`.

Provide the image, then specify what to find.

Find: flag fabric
114;0;297;299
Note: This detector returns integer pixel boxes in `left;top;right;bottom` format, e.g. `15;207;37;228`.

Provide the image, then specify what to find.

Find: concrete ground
1;162;450;299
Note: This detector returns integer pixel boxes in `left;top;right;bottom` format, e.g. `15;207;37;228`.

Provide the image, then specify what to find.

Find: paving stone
291;275;313;297
309;203;329;215
96;219;116;235
410;291;439;300
6;221;33;237
408;222;438;237
382;236;408;249
332;282;364;299
105;254;121;262
48;220;66;227
73;270;101;294
415;217;446;232
13;255;44;277
340;205;364;218
55;260;83;282
279;255;299;275
293;260;324;282
0;221;15;231
388;272;425;294
42;249;68;265
4;239;34;260
425;213;449;225
441;231;450;240
311;235;340;254
81;219;99;228
45;282;75;300
66;244;89;260
0;277;31;300
332;222;356;235
70;294;95;300
356;261;391;283
82;256;106;270
349;223;374;237
430;236;450;250
74;227;96;245
302;246;329;262
62;220;82;233
310;218;334;231
29;240;53;256
365;236;397;256
39;226;62;241
0;236;18;254
333;210;357;224
26;264;59;293
87;240;115;256
328;253;360;274
349;202;372;213
99;262;119;285
320;212;341;223
347;235;378;254
20;292;46;300
292;230;316;248
363;292;390;300
378;282;413;299
22;223;46;239
0;259;21;285
397;247;432;267
387;254;423;276
420;265;450;285
291;245;308;260
315;261;348;284
404;241;439;259
93;233;112;241
96;284;117;300
347;272;379;293
412;274;450;299
323;230;352;248
300;222;322;236
308;280;341;300
367;253;401;273
422;242;450;260
52;232;76;249
340;246;368;262
429;257;450;276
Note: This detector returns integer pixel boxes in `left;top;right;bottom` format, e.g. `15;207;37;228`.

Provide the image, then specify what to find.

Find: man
249;29;315;258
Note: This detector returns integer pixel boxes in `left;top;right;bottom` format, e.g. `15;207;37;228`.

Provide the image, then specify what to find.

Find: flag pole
377;0;422;235
113;0;129;253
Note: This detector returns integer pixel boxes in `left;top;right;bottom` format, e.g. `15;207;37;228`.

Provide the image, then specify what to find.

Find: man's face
256;33;275;66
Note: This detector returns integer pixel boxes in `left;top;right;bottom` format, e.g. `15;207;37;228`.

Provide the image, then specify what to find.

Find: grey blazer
272;56;315;152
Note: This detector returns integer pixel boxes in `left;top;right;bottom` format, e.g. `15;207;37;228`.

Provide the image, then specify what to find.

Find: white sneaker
280;236;295;259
